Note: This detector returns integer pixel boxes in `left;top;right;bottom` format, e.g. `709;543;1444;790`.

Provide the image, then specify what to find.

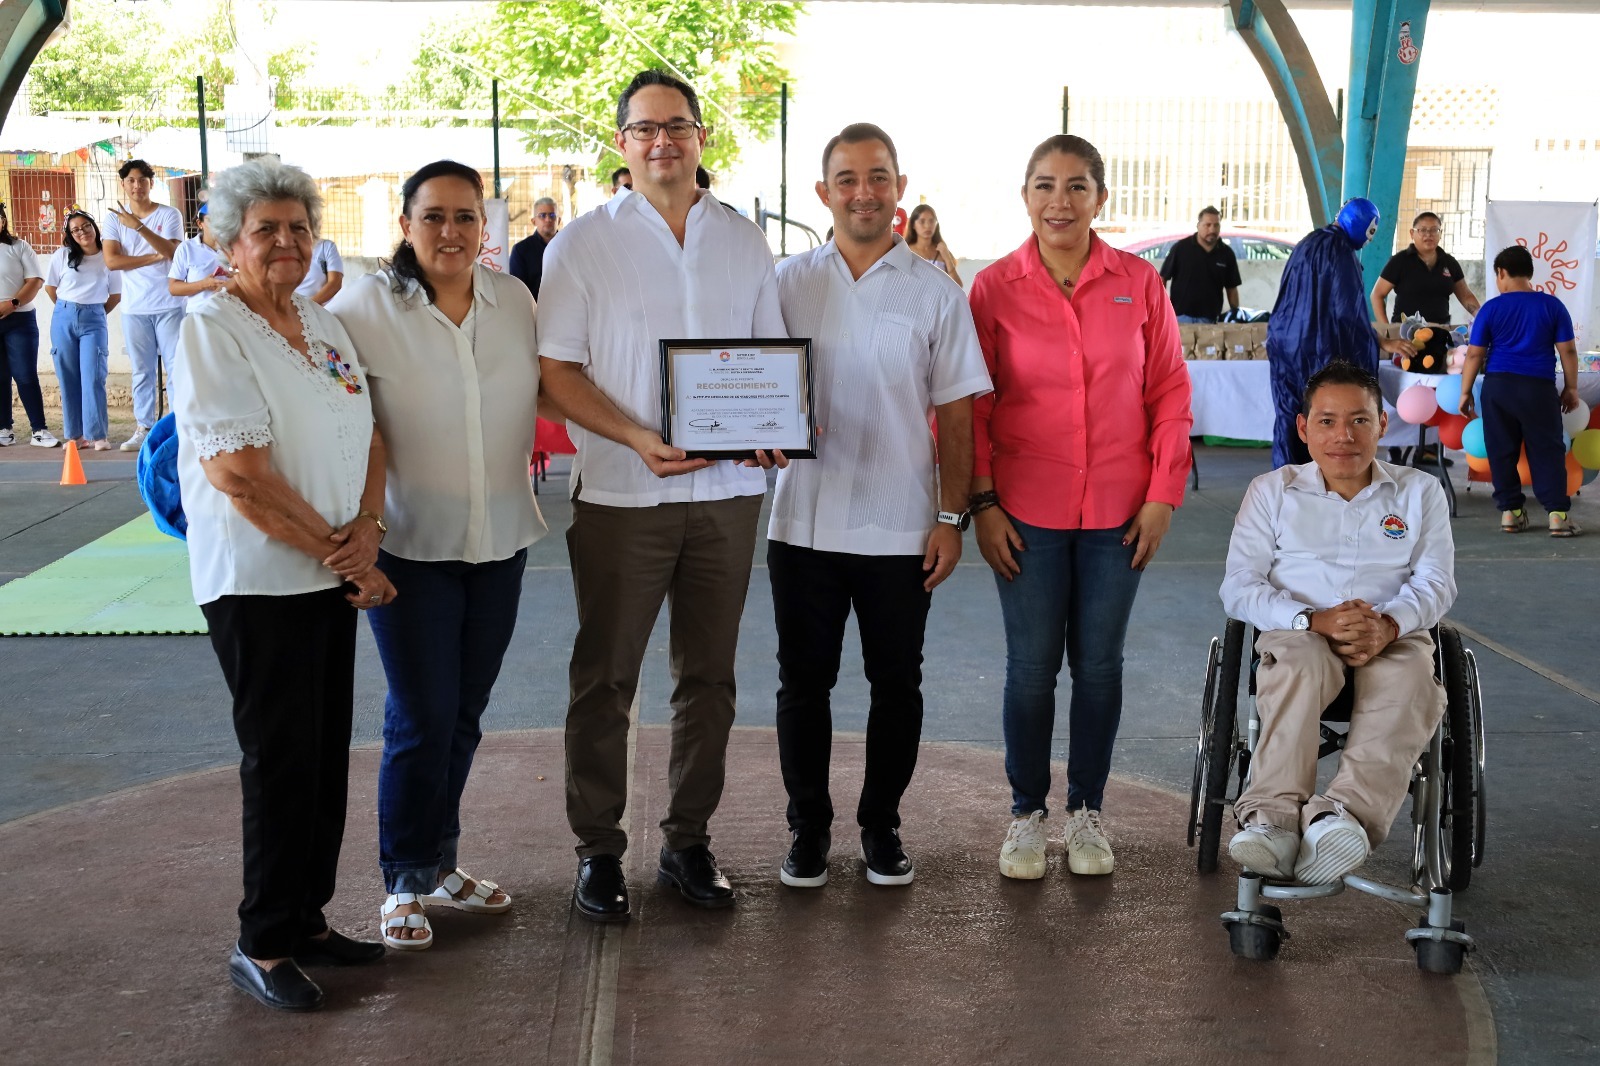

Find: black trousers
768;540;932;835
201;587;357;959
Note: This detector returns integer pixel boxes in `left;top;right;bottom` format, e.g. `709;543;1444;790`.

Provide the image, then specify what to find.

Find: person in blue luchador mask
1266;198;1417;468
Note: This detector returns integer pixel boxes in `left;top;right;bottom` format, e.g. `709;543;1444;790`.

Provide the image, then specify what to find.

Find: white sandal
381;892;433;951
425;868;513;914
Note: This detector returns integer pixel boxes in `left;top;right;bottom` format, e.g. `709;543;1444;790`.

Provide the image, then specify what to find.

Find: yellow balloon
1574;429;1600;470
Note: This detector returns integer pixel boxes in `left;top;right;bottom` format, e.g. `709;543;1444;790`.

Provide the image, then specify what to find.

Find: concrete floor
1;443;1596;1064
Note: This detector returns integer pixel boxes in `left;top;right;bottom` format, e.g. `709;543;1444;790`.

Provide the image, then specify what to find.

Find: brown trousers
564;493;762;858
1235;629;1445;846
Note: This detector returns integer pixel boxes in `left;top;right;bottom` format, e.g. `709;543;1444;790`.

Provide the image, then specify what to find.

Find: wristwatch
1291;609;1314;631
8;299;17;307
356;510;388;541
936;510;971;532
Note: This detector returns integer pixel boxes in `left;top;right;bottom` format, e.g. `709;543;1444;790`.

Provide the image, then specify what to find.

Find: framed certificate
659;338;817;459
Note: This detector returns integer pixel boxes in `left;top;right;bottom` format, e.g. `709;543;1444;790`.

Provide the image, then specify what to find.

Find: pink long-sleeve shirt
970;232;1194;531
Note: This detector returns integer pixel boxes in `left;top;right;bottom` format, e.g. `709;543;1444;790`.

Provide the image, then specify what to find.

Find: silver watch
1291;609;1313;631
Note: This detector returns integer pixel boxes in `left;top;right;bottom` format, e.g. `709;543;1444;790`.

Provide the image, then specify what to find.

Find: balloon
1396;385;1439;425
1563;400;1591;437
1424;406;1445;427
1568;451;1584;496
1434;374;1464;415
1574;429;1600;470
1462;419;1487;458
1589;404;1600;430
1465;452;1491;474
1585;465;1600;487
1517;449;1532;487
1472;377;1485;410
1437;413;1469;451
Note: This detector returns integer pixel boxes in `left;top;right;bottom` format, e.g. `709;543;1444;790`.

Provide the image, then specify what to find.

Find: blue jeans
995;517;1143;815
1;309;46;432
1176;314;1216;325
49;302;109;441
123;308;182;428
370;548;527;895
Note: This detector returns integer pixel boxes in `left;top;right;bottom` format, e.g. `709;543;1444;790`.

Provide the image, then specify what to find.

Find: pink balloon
1396;384;1439;425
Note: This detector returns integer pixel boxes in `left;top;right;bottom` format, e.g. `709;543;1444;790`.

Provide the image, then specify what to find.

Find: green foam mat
0;513;206;636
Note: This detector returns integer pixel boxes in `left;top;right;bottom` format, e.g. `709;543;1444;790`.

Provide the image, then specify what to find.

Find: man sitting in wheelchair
1220;360;1456;884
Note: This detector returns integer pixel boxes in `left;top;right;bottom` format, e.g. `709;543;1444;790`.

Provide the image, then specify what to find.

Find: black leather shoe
780;829;830;888
293;927;387;967
657;844;736;908
229;943;325;1012
861;827;915;886
574;855;631;922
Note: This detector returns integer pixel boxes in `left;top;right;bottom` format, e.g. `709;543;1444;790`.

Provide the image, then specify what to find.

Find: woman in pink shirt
968;135;1193;881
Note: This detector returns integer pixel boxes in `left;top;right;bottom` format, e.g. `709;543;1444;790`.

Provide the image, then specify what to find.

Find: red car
1119;230;1299;263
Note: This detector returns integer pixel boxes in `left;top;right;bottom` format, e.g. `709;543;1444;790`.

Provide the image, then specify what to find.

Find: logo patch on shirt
1380;513;1408;539
1442;268;1453;278
1113;295;1133;304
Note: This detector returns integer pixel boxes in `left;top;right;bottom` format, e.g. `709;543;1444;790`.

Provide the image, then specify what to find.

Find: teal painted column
0;0;66;133
1343;0;1431;285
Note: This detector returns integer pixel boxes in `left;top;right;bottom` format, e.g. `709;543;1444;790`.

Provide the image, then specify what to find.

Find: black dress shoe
293;927;387;967
229;943;325;1012
657;844;736;908
574;854;631;922
861;826;915;886
780;829;830;888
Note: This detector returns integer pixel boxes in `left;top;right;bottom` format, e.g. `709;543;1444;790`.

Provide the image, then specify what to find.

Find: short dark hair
118;158;155;180
1412;211;1442;228
1024;134;1107;192
1198;206;1220;221
610;167;631;191
695;166;711;190
616;70;701;129
1493;243;1535;279
821;122;899;180
1303;360;1383;414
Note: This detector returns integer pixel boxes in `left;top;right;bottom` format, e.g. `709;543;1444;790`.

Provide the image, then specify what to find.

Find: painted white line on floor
1450;620;1600;706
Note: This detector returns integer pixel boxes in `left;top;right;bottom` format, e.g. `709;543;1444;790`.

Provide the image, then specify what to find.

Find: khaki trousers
1235;629;1444;846
564;493;762;858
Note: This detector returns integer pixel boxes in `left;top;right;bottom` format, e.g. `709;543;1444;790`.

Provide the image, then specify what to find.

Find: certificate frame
659;338;818;460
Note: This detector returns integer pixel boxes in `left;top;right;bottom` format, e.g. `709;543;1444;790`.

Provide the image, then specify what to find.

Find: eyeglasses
1414;228;1441;236
536;212;557;220
620;120;703;141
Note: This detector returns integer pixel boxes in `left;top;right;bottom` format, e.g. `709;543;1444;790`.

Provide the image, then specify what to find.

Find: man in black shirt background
1160;206;1241;323
508;196;559;299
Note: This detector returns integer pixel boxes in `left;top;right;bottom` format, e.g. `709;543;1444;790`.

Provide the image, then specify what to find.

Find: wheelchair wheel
1414;919;1469;975
1227;904;1285;961
1437;626;1480;891
1193;619;1245;872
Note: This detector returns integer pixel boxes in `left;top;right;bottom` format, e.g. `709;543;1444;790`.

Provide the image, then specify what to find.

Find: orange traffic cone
60;440;86;486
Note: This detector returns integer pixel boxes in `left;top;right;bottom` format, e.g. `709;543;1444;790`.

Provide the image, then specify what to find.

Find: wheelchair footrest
1221;910;1291;938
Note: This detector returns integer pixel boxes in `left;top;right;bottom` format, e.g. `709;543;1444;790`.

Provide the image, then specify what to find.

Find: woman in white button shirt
0;202;58;447
43;211;121;450
330;160;545;952
169;159;393;1011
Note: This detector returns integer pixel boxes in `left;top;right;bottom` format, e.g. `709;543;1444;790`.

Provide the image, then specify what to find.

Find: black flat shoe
229;943;325;1012
657;844;735;908
294;928;387;967
574;854;631;922
780;829;830;888
861;826;915;886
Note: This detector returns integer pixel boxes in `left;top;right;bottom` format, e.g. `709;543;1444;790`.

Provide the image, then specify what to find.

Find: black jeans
768;540;932;835
201;587;357;959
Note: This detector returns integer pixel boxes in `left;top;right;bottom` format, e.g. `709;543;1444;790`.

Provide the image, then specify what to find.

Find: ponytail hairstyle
63;210;103;270
385;159;485;304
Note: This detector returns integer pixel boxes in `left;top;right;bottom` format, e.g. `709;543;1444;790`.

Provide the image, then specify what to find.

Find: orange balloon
1517;446;1533;487
1568;451;1584;496
1465;452;1490;473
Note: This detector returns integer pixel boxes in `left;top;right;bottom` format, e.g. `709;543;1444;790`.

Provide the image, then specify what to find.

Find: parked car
1121;230;1300;263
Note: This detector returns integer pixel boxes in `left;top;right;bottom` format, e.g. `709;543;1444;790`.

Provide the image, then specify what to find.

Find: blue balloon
1435;374;1464;415
1472;377;1484;408
1463;418;1487;459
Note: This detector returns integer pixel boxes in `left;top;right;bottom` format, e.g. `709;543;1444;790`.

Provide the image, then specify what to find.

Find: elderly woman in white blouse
331;160;544;952
170;159;392;1013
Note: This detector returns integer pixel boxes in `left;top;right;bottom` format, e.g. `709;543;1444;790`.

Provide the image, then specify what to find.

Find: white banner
1483;199;1597;347
478;198;510;274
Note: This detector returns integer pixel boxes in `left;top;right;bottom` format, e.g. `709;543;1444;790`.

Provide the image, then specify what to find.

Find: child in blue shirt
1459;244;1581;536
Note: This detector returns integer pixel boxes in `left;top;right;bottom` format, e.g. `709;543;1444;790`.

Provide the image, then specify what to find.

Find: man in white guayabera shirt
537;70;787;924
102;158;182;452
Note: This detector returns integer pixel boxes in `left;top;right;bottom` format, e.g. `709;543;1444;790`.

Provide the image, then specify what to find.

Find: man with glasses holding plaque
509;196;560;299
537;69;787;922
768;123;990;890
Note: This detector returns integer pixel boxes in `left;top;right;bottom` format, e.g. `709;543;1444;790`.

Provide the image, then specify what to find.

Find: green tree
408;0;800;175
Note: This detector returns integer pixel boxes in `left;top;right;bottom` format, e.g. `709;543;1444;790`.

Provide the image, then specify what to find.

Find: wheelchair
1186;619;1487;973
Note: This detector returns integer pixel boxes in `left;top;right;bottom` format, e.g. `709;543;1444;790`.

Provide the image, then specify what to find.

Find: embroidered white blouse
329;266;547;563
171;292;374;605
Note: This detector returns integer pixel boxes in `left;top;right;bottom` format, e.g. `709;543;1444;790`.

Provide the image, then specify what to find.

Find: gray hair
206;159;323;249
534;196;556;210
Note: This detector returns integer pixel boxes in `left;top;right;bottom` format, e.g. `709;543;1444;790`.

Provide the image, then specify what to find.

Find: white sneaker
999;810;1048;880
0;428;13;446
30;429;60;448
1062;808;1114;875
119;426;149;452
1293;804;1371;885
1228;821;1300;880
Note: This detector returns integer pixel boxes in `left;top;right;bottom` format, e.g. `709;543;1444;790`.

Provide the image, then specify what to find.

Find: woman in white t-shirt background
0;202;58;447
44;211;121;450
167;201;233;313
